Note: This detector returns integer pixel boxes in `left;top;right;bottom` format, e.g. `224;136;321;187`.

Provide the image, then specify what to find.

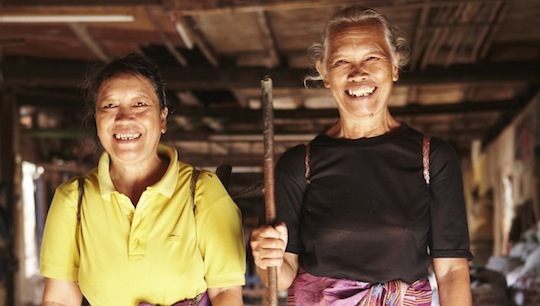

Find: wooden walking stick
261;75;279;306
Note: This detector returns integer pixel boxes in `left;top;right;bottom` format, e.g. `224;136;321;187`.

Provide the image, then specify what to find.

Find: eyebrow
97;91;155;101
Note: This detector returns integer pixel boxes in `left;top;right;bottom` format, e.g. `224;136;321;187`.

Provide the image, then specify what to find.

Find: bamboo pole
261;76;278;306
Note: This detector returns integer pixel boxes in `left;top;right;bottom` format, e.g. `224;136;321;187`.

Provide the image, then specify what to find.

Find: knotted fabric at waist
287;269;431;306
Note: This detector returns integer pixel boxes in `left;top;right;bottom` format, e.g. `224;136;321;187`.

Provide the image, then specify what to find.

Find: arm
432;258;472;306
250;222;299;291
42;278;83;306
207;286;243;306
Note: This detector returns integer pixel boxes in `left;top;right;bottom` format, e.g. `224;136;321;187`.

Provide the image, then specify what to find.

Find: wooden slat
68;23;109;61
183;15;219;67
145;6;188;66
255;10;279;68
3;60;539;89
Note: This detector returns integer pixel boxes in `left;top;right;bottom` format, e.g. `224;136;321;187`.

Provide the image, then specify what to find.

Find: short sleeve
274;144;308;254
194;171;246;288
40;177;81;280
429;139;474;259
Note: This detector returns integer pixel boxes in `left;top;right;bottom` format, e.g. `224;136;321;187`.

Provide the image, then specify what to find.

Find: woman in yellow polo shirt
40;53;246;305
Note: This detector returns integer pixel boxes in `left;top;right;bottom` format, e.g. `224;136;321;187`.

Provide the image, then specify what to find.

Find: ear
392;64;399;82
315;60;330;88
160;107;168;134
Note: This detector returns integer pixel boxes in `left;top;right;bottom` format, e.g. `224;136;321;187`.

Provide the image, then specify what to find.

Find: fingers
250;223;288;270
274;222;288;241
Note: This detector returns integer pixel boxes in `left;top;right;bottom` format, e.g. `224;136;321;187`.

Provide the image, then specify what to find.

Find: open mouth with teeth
347;87;376;97
114;133;141;140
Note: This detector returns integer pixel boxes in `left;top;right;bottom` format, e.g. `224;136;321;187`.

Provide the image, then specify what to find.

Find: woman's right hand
250;222;288;270
250;222;299;290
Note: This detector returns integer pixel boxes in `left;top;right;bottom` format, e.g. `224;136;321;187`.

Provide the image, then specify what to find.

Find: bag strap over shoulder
190;167;201;211
422;135;431;187
304;143;311;185
77;176;85;223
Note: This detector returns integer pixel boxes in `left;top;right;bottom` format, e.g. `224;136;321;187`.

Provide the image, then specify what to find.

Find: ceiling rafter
255;10;279;68
2;0;161;6
3;60;539;89
14;90;528;118
145;6;188;66
469;1;500;61
165;0;499;14
182;15;219;67
2;0;540;166
67;23;109;62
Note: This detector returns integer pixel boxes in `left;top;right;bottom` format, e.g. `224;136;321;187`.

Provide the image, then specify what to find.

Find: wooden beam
169;11;194;49
3;59;540;89
255;10;280;68
183;15;219;67
481;84;539;149
3;0;161;6
0;88;18;306
171;98;528;120
165;0;501;15
2;0;506;11
15;87;530;118
145;7;188;66
68;23;109;62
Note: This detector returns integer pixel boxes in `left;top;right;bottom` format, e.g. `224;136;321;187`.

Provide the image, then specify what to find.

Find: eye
365;56;378;62
332;59;349;67
134;101;147;107
101;103;117;109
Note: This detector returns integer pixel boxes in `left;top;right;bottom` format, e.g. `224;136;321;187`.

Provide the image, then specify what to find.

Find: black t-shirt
273;124;473;284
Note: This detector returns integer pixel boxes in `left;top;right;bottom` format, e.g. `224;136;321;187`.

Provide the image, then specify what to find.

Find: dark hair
80;53;167;131
305;6;410;84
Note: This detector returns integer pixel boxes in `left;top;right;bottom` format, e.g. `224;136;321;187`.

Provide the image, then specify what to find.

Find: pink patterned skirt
287;270;432;306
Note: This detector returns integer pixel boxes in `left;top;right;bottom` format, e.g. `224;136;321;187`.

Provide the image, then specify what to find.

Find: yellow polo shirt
40;144;246;305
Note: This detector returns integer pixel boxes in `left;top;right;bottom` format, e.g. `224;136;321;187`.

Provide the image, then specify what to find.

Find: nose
115;105;134;121
348;63;368;82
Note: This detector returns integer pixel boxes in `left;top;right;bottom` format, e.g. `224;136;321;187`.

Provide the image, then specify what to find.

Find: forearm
437;276;472;305
433;258;472;306
42;278;83;306
256;252;298;291
207;286;243;306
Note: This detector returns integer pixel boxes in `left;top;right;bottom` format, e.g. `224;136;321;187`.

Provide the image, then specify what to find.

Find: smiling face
95;73;168;167
316;21;398;120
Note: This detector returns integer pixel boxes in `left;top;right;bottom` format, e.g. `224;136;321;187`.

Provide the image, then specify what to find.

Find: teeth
114;133;141;140
347;87;375;97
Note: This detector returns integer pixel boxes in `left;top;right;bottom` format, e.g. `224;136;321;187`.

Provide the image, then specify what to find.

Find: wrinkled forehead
330;20;388;44
102;71;148;85
96;73;157;99
327;20;396;63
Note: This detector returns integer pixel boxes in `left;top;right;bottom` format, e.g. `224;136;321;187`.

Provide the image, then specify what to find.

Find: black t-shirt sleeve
273;144;308;254
429;138;474;259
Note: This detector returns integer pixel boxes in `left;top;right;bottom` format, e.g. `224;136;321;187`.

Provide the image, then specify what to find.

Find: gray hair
305;6;410;84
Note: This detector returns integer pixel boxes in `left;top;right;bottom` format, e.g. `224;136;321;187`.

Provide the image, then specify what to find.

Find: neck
110;155;168;205
327;113;401;139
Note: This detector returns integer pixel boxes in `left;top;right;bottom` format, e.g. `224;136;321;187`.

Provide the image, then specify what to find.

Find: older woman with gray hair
250;6;473;306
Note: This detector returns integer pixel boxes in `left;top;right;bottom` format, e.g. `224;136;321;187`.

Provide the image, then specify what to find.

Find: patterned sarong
287;270;432;306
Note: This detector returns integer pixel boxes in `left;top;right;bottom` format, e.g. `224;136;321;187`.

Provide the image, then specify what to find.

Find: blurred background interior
1;0;540;305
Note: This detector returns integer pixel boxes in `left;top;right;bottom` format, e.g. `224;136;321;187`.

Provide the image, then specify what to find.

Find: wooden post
261;76;278;306
0;88;17;306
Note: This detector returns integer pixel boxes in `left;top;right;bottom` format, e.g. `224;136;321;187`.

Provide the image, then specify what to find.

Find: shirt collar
97;144;179;200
